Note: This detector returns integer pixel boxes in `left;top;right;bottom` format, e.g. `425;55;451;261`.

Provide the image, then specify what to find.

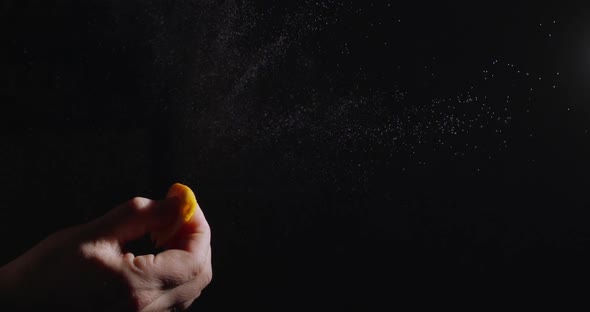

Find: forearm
0;259;27;308
1;228;120;311
0;245;54;310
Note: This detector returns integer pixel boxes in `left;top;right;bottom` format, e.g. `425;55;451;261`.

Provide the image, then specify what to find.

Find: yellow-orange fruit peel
151;182;198;248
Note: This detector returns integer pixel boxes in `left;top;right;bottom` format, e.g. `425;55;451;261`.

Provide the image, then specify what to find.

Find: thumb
92;197;179;244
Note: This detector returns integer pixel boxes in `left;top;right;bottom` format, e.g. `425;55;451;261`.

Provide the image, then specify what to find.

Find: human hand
0;196;212;311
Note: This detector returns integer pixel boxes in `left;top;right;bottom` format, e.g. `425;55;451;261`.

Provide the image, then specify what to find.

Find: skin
0;197;212;311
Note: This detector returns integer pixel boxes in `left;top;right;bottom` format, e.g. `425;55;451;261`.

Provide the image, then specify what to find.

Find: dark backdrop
2;1;590;309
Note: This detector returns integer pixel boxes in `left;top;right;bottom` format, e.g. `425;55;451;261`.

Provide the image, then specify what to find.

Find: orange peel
151;182;198;248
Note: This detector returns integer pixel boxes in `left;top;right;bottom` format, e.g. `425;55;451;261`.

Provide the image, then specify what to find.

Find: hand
0;196;212;311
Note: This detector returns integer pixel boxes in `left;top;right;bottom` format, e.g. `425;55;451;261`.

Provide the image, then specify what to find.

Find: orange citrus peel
151;182;198;248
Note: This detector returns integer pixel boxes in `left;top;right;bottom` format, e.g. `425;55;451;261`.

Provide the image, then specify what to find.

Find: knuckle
190;263;201;280
78;240;109;261
126;197;148;214
132;254;155;272
192;260;213;286
191;259;206;280
78;242;95;260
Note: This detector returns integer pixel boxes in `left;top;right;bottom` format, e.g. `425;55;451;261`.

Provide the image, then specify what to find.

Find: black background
2;0;590;309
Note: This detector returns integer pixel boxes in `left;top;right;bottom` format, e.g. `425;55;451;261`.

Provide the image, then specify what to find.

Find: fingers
102;196;212;310
91;197;180;244
162;202;211;254
163;281;205;310
145;258;210;311
129;209;212;306
126;246;212;310
142;293;199;312
169;204;212;307
150;243;212;289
